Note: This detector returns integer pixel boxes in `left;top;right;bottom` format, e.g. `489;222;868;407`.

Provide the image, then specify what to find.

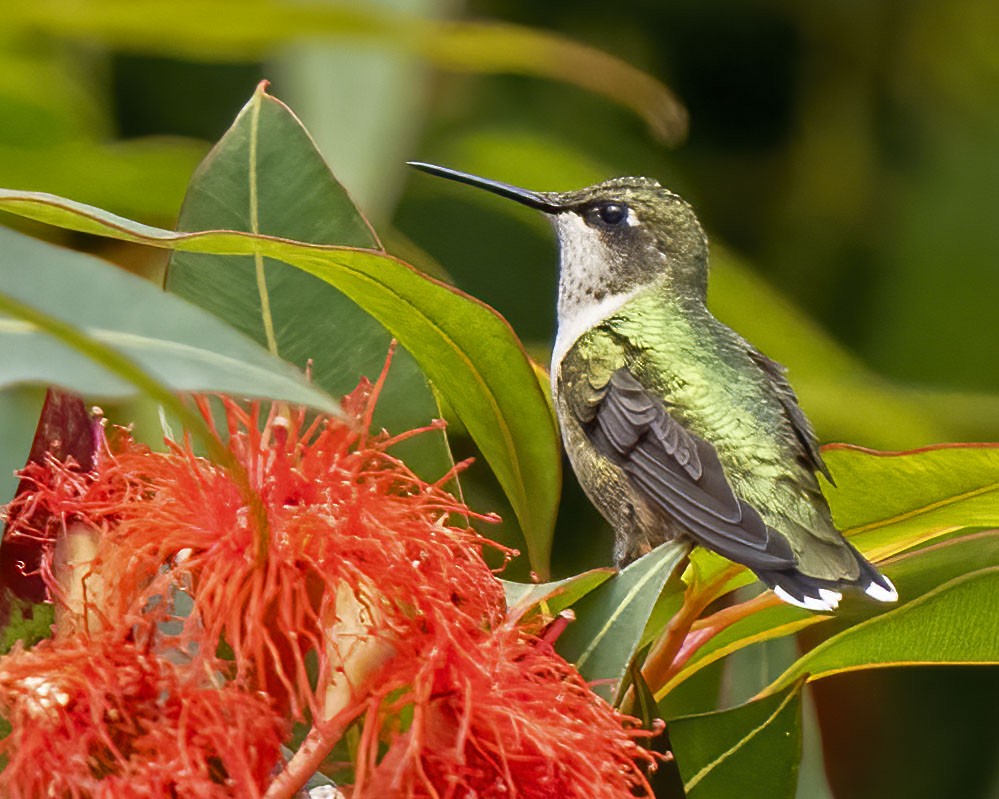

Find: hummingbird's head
408;163;710;305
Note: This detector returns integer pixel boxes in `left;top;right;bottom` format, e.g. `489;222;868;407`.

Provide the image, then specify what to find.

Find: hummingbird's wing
746;348;833;483
581;368;798;573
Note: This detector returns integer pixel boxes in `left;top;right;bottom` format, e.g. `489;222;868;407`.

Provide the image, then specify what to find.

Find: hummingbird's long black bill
407;161;563;213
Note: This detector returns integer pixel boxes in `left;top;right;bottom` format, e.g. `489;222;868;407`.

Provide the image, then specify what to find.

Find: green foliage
708;249;960;447
684;442;999;607
1;67;996;798
4;0;686;145
770;567;999;690
0;225;337;413
0;37;205;223
502;568;614;617
0;387;44;504
164;84;446;471
824;444;999;551
669;683;803;799
0;600;55;655
555;540;688;701
655;529;999;714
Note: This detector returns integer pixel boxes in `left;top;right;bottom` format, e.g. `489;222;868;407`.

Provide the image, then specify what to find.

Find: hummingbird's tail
756;544;897;612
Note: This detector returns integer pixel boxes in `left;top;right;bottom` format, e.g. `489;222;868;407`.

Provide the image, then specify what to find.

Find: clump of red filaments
0;629;284;799
0;367;658;799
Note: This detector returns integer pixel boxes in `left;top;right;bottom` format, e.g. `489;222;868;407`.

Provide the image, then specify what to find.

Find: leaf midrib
845;480;999;535
2;316;329;394
682;688;799;793
247;88;279;356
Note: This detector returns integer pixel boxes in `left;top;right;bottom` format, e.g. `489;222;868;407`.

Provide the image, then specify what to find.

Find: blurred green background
1;1;997;797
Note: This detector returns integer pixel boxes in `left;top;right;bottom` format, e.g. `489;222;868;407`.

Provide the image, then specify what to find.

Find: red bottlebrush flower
87;380;508;721
0;629;286;799
356;621;659;799
2;360;660;799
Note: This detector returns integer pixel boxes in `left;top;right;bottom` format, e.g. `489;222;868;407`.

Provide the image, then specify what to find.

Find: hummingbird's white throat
549;212;642;382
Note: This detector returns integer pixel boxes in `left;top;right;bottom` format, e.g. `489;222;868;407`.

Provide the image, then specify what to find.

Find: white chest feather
549;213;640;384
550;291;639;385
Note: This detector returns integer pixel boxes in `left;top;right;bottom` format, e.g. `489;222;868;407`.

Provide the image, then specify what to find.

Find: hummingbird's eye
591;202;628;227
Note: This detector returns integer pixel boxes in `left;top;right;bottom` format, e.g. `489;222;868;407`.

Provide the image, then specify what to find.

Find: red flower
0;629;285;799
0;365;660;799
359;621;659;799
92;384;508;720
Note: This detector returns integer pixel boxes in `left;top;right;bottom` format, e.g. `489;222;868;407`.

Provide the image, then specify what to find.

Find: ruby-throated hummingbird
409;162;897;612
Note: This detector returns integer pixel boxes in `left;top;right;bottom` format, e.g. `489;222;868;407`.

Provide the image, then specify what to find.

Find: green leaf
6;1;687;144
165;85;441;453
556;540;687;701
768;566;999;692
638;581;688;653
883;529;999;596
1;598;55;655
502;568;614;618
0;268;254;493
662;530;999;700
0;181;562;578
669;682;803;799
627;659;661;730
823;443;999;556
0;226;339;414
0;387;44;505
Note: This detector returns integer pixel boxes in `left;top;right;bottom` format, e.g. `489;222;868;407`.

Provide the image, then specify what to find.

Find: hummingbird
409;162;897;612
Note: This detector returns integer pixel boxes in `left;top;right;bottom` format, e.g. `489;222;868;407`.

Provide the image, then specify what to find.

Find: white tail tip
865;577;898;603
774;585;838;613
818;588;843;608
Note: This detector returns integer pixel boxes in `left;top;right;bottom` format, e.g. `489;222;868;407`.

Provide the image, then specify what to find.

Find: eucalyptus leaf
823;443;999;556
0;226;339;415
767;567;999;692
502;568;613;618
165;85;442;463
556;539;688;701
662;530;999;700
0;387;43;505
688;443;999;601
669;682;803;799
